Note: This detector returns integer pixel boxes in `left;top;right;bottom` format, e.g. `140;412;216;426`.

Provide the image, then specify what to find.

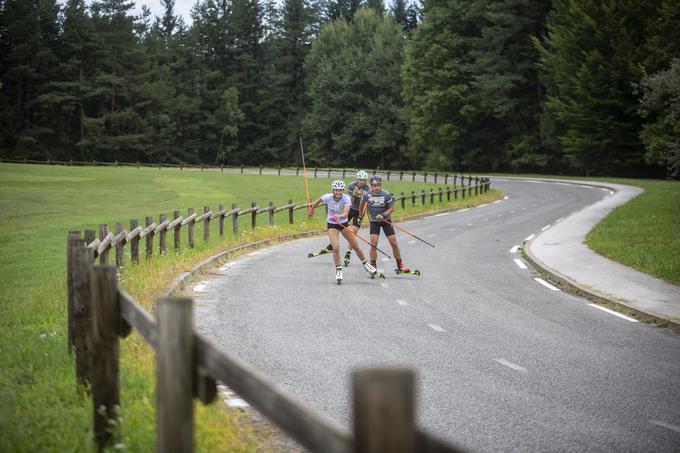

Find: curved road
192;179;680;452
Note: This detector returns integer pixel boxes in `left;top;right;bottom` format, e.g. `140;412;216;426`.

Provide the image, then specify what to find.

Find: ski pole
338;222;392;259
299;137;312;216
382;218;435;248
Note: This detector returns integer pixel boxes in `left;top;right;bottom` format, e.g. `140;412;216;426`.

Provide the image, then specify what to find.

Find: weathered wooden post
156;297;194;453
115;223;124;268
314;167;318;178
203;206;210;242
259;164;263;175
447;187;451;202
145;217;154;259
67;232;83;350
411;191;415;208
251;202;257;229
90;265;120;450
400;171;404;181
352;368;415;453
434;173;437;183
401;192;405;209
430;189;434;204
74;245;94;387
462;186;466;199
187;208;195;249
232;203;239;236
454;188;458;200
412;172;415;182
328;168;331;178
220;164;224;173
444;174;448;184
278;165;281;176
387;171;391;180
240;164;244;174
421;190;426;205
159;214;167;255
173;210;181;253
218;204;225;238
288;199;294;224
424;172;428;182
453;175;458;186
129;220;140;264
98;225;109;265
343;169;346;178
296;167;300;176
438;188;443;203
268;201;274;226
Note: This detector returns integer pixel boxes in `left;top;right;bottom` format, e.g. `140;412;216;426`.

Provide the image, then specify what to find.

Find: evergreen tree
303;8;408;168
536;0;658;176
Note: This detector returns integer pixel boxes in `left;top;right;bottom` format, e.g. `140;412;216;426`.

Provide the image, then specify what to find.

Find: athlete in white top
308;180;379;284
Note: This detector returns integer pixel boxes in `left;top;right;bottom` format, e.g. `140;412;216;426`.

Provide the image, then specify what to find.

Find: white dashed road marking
534;278;560;291
380;282;389;289
396;299;409;306
541;224;551;231
428;324;446;332
428;234;436;237
409;240;417;244
649;420;680;433
513;259;527;270
449;228;456;231
382;257;390;262
494;358;527;372
524;234;535;241
510;245;520;254
477;203;488;208
588;304;639;322
459;208;470;212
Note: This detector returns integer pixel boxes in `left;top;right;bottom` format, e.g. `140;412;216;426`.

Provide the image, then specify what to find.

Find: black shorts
370;221;395;236
327;221;350;231
347;208;361;227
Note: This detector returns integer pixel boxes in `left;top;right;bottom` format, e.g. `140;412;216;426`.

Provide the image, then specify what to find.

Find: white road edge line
459;208;470;212
510;245;520;254
524;234;535;241
428;324;446;332
534;278;560;291
649;420;680;433
193;283;207;292
588;304;639;322
494;358;527;372
513;259;527;270
503;196;509;200
477;203;488;207
226;398;250;408
396;299;409;306
434;212;450;217
541;224;551;231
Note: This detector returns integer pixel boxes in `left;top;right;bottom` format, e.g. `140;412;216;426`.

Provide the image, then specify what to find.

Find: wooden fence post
424;172;427;182
115;223;124;268
74;245;94;387
412;172;415;182
454;188;458;200
400;171;403;181
259;164;263;175
99;225;109;264
159;214;167;256
67;232;83;350
220;164;224;173
343;169;346;178
430;189;434;204
296;167;300;176
145;216;154;259
352;368;415;453
328;168;331;178
268;201;274;226
288;199;294;224
454;175;457;186
462;186;466;199
278;165;281;176
444;174;448;184
421;190;426;205
251;202;257;229
434;173;437;183
156;297;194;453
401;192;405;209
232;203;239;236
218;204;225;238
188;208;195;249
314;168;318;178
90;265;120;450
173;211;181;253
447;187;451;202
241;164;244;174
411;191;415;208
203;206;210;242
130;220;140;264
84;230;96;255
438;188;443;203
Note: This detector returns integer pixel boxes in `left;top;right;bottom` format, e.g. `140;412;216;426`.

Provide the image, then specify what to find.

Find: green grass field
0;163;498;451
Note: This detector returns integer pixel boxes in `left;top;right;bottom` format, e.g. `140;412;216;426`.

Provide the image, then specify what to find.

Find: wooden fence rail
67;248;466;452
74;178;490;269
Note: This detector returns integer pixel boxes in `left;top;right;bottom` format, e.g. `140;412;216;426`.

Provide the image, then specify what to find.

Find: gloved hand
376;214;384;221
357;216;362;227
329;214;338;223
308;208;315;217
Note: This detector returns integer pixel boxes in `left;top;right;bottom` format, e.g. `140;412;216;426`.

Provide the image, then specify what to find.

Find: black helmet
370;175;382;185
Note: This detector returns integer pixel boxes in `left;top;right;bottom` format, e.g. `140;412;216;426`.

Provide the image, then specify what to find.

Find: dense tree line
1;0;678;177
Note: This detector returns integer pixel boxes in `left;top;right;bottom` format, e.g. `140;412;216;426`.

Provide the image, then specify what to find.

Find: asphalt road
192;179;680;452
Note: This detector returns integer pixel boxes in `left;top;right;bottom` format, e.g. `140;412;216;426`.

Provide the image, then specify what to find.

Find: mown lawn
0;163;498;451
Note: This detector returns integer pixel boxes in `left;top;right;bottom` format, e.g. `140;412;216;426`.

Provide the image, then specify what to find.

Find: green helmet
355;170;368;180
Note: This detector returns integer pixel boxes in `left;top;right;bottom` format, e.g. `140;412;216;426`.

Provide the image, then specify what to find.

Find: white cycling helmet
331;180;346;190
355;170;368;180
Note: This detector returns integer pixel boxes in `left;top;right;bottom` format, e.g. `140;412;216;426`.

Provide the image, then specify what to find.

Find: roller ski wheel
308;248;331;258
336;268;343;285
395;269;421;276
370;271;385;279
343;254;351;267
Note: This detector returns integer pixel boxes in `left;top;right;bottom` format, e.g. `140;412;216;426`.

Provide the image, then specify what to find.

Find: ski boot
363;260;385;279
395;262;420;276
335;267;343;285
308;244;332;258
343;251;352;267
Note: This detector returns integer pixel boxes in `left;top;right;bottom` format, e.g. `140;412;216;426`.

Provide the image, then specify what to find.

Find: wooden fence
67;240;466;452
77;177;490;268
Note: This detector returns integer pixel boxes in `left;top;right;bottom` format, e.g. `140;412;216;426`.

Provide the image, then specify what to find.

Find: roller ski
308;244;332;258
335;267;343;285
363;260;385;279
395;263;420;276
343;251;352;266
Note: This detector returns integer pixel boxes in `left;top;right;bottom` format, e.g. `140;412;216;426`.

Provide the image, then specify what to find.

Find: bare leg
387;234;401;261
341;228;366;261
370;234;379;264
328;228;341;267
